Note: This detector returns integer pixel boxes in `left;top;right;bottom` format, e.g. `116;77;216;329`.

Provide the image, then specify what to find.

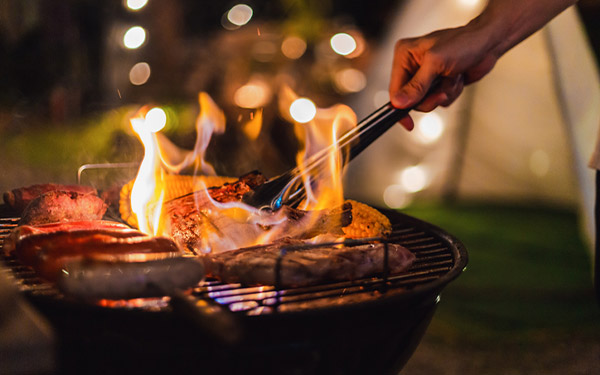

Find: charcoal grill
0;206;467;375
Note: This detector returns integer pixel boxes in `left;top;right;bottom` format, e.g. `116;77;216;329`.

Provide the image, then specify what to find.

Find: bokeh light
399;165;429;193
227;4;253;26
281;36;307;60
330;33;357;56
123;26;146;49
457;0;482;9
129;62;151;86
333;68;367;93
234;80;272;108
416;112;444;143
145;107;167;133
125;0;148;11
290;98;317;123
383;184;412;209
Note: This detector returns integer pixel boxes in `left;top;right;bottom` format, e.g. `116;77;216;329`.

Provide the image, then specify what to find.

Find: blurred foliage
0;103;199;191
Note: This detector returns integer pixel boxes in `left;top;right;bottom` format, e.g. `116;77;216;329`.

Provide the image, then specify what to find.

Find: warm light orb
227;4;253;26
330;33;357;56
234;81;272;108
399;165;429;193
416;112;444;143
383;184;412;209
281;36;307;60
290;98;317;123
145;107;167;132
123;26;146;49
457;0;481;9
333;68;367;93
125;0;148;11
129;62;151;85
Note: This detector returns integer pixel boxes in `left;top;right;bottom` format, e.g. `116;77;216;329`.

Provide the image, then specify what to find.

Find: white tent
344;0;600;253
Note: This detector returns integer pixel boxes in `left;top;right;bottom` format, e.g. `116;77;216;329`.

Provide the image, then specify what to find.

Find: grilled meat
58;257;204;300
2;220;135;256
202;239;416;288
14;228;180;281
19;190;107;225
4;183;97;214
165;190;352;254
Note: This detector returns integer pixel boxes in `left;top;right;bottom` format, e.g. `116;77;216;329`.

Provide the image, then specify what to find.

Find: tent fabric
344;0;600;255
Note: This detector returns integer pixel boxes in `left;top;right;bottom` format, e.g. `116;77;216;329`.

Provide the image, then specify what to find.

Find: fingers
398;115;414;131
415;74;464;111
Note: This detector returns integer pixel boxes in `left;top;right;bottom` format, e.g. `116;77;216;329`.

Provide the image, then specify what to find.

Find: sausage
15;230;181;281
3;220;134;256
58;257;205;300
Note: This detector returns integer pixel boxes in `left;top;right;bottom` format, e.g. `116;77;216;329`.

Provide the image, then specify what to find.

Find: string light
415;112;444;143
330;33;357;56
281;36;307;60
123;26;146;49
227;4;253;26
234;80;272;108
383;184;412;209
125;0;148;11
145;107;167;132
333;68;367;93
399;165;429;193
290;98;317;123
129;62;151;85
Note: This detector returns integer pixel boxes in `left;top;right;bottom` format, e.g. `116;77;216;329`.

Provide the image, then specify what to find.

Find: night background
1;1;600;374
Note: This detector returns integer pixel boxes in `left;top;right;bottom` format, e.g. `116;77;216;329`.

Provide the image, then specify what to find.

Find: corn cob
342;200;392;239
119;175;236;228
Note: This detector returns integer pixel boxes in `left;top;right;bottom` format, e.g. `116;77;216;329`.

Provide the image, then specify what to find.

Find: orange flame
130;87;357;251
278;85;356;211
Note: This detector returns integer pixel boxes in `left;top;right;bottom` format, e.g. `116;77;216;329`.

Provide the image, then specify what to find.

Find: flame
130;93;226;235
278;85;356;211
129;86;357;252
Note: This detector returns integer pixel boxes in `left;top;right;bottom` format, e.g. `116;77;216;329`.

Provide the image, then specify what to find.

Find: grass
403;202;600;342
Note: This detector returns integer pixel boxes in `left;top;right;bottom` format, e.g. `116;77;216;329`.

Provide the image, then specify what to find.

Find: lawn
401;203;600;374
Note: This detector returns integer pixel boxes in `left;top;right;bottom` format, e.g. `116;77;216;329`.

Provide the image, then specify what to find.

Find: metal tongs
242;101;417;210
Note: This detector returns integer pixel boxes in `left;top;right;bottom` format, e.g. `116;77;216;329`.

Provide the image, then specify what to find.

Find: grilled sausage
15;230;180;281
2;220;135;256
58;257;204;300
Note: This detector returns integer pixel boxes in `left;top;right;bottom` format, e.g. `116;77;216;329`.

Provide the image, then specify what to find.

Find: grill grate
0;210;466;315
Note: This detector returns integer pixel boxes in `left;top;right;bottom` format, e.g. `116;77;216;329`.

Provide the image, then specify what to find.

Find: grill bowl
0;206;467;374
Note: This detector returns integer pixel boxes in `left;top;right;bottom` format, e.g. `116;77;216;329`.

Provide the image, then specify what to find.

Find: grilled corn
342;200;392;239
119;175;236;228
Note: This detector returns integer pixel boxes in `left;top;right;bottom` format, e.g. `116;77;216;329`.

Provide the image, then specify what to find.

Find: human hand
389;26;499;130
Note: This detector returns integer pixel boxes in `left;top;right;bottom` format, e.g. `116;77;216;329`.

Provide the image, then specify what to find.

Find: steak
202;239;416;288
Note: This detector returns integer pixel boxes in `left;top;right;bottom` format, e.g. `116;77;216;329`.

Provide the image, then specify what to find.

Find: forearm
469;0;578;58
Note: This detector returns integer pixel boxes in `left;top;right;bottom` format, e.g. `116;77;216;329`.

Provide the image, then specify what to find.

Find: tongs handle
346;102;411;161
